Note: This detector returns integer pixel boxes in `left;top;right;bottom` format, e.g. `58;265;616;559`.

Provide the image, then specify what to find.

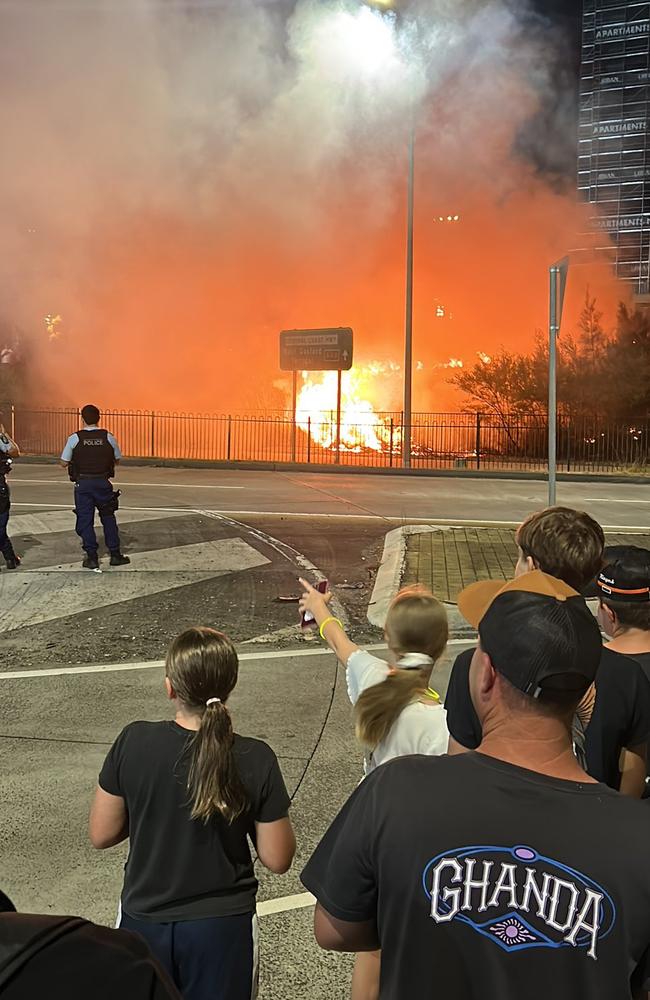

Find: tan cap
458;570;579;628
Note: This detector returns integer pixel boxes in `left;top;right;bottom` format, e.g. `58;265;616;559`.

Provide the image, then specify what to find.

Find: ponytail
355;669;428;749
187;701;248;824
165;626;248;824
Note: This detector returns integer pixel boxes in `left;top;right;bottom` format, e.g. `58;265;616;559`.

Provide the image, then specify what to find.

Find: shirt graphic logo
422;845;616;960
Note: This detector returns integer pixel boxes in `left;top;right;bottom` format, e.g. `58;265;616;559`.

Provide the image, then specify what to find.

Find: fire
45;314;63;340
296;367;398;452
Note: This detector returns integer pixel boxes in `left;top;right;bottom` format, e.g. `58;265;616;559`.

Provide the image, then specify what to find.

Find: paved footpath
402;526;650;602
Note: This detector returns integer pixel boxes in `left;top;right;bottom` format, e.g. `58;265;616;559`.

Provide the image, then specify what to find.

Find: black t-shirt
301;753;650;1000
99;721;290;921
444;647;650;789
0;917;180;999
584;648;650;788
632;651;650;686
444;648;481;749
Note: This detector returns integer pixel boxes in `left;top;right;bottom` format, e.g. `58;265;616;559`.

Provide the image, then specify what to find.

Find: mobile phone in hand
301;579;329;630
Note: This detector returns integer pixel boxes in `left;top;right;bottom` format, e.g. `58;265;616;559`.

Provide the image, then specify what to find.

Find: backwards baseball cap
457;570;602;698
597;546;650;604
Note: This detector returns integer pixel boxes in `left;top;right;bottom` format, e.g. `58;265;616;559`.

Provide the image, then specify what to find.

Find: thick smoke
0;0;622;412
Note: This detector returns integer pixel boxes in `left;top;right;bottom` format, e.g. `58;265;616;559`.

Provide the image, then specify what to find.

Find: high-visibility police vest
70;429;115;479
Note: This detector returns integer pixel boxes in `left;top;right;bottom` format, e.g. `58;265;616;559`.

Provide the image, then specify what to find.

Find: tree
450;348;545;422
606;304;650;419
450;293;648;424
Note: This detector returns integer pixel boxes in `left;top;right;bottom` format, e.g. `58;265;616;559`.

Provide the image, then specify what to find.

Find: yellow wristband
319;616;343;640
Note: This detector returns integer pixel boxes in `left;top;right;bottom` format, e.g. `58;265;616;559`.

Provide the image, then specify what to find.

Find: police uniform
61;425;127;565
0;435;19;568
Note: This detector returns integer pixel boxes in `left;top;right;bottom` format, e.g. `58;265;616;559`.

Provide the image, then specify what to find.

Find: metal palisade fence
5;406;649;473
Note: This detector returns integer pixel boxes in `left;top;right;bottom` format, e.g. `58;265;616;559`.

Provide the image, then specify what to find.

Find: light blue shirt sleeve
0;438;11;454
60;433;79;462
107;433;122;460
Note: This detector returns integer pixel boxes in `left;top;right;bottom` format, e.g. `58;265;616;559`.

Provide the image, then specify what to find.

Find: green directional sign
280;328;353;372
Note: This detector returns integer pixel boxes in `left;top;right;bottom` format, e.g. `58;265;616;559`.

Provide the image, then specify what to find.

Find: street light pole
402;110;415;468
548;264;559;507
547;256;569;507
359;0;413;466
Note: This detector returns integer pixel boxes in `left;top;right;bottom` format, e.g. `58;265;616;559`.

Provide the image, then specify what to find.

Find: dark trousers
119;910;258;1000
74;478;120;555
0;480;15;561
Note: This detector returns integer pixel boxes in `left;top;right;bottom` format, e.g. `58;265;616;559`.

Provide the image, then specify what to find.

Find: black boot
109;552;130;566
83;553;100;571
5;554;20;570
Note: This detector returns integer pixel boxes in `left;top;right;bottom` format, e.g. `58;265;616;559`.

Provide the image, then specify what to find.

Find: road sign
280;328;353;372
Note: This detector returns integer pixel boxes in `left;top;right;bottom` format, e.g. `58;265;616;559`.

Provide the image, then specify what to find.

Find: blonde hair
355;586;448;749
166;627;248;824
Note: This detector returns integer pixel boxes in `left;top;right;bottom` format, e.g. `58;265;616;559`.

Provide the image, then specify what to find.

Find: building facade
578;1;650;296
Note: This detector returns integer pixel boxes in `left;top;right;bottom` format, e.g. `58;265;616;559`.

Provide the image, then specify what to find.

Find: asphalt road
0;640;467;1000
9;463;650;528
2;465;647;999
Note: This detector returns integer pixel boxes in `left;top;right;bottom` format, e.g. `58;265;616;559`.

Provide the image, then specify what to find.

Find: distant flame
45;314;63;340
296;367;399;453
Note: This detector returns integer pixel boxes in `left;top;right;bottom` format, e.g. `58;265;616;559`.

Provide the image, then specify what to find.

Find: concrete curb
367;524;450;628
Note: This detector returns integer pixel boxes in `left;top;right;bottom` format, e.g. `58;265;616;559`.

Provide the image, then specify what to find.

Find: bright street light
333;6;397;76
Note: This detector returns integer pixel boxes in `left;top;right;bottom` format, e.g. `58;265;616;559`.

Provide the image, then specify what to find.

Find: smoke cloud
0;0;622;413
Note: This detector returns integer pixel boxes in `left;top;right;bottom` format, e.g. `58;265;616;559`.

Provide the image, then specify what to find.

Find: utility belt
68;463;114;482
72;483;122;515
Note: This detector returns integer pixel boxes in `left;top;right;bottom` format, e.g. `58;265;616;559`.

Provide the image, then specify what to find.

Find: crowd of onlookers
2;505;650;1000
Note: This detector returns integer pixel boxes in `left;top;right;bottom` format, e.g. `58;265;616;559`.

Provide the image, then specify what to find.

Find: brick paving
403;529;650;604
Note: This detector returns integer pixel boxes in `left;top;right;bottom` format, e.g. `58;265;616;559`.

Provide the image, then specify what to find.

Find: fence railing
4;405;649;472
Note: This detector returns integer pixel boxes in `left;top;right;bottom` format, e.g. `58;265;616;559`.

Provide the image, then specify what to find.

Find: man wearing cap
445;506;650;797
301;571;650;999
597;546;650;789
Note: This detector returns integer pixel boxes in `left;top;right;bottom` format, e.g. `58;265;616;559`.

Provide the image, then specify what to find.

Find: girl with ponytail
89;626;295;1000
298;579;449;1000
299;579;449;773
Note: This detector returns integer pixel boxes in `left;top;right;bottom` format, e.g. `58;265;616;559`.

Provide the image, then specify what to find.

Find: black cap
458;570;603;698
597;546;650;605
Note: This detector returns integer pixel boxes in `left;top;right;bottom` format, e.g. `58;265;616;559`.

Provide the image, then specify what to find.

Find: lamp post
361;0;414;468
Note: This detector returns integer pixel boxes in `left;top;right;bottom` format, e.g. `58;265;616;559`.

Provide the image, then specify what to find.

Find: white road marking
584;498;650;505
0;538;270;634
11;479;245;489
12;502;199;513
0;640;473;680
10;508;187;536
257;892;315;917
11;499;648;533
11;504;649;532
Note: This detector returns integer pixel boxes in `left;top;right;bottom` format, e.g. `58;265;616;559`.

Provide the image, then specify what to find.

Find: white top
346;649;449;774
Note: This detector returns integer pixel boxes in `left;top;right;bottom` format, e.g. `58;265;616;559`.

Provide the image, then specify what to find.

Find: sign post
280;328;354;463
548;258;569;506
291;371;298;463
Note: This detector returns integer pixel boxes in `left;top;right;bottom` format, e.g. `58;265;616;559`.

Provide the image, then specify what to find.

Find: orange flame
296;368;398;452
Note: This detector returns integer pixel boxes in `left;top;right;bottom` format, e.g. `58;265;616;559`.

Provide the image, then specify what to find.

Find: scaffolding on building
578;1;650;296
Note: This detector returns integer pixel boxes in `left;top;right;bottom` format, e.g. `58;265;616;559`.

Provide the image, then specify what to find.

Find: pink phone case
301;580;329;629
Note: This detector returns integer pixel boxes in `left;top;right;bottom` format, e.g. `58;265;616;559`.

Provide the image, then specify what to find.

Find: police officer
60;404;130;571
0;419;20;570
